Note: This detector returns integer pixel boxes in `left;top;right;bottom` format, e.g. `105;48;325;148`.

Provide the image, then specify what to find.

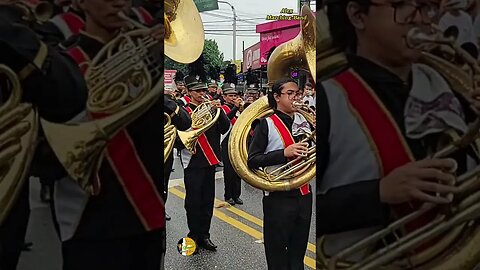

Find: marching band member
164;91;192;222
207;81;220;100
302;82;315;110
180;75;230;251
220;83;244;205
248;78;313;270
0;2;87;269
56;0;166;269
317;0;480;263
177;79;192;107
35;0;85;45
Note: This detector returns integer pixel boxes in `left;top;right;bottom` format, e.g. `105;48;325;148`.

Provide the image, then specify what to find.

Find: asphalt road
17;151;316;270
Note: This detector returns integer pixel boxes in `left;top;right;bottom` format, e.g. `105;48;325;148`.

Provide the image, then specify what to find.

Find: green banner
194;0;219;12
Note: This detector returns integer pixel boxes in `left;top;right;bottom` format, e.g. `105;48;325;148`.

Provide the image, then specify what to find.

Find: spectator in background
302;82;316;109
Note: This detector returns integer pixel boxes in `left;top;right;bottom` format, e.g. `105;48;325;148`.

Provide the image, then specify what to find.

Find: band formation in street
2;0;480;269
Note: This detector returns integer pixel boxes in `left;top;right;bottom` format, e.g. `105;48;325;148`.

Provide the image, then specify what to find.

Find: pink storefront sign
256;20;300;65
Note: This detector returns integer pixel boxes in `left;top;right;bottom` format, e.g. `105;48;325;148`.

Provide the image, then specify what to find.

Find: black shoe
226;198;235;205
198;238;217;251
233;198;243;205
166;213;171;221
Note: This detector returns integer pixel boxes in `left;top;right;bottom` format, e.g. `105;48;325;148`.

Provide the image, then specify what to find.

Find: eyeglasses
370;0;440;24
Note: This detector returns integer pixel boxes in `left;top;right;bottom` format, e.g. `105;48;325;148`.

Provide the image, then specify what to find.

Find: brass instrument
41;13;163;194
228;96;316;192
15;0;53;23
318;25;480;270
267;5;316;84
0;64;38;224
164;0;205;64
177;96;220;154
228;4;317;192
164;112;176;163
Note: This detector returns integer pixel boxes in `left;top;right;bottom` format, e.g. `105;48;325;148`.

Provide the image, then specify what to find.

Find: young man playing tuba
317;0;480;267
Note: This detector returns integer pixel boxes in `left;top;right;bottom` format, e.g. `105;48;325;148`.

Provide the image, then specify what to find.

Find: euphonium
164;0;205;64
40;13;163;194
318;26;480;270
267;5;316;84
177;96;220;154
15;0;53;23
0;64;38;224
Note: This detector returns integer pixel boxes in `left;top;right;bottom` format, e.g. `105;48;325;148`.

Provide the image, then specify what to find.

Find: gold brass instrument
318;25;480;270
164;0;205;64
228;96;316;192
41;13;163;194
0;64;38;224
15;0;54;23
177;96;220;154
164;112;176;163
228;4;317;192
267;5;316;84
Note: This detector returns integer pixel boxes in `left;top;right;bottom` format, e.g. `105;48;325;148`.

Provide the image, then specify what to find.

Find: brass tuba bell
41;16;163;194
164;112;177;163
164;0;205;64
267;5;316;84
0;65;38;224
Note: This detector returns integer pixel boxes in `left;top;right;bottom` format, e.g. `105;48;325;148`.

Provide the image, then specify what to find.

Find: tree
164;39;227;81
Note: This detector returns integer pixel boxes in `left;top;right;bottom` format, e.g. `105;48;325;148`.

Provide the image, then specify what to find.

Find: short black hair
325;0;370;52
267;77;297;109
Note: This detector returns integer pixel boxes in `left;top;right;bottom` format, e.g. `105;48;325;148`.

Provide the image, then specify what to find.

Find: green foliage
164;39;227;81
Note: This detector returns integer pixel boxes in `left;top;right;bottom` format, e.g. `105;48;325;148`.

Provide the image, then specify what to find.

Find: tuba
228;5;316;192
0;65;38;224
164;0;205;64
41;12;163;194
177;96;220;154
267;5;316;84
317;25;480;270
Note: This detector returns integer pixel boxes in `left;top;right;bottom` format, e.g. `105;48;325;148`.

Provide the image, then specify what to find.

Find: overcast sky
199;0;316;62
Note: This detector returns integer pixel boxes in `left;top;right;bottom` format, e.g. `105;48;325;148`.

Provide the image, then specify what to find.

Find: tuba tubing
228;96;316;192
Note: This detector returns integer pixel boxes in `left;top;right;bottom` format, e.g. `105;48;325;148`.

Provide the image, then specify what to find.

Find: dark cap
184;75;208;91
222;83;237;95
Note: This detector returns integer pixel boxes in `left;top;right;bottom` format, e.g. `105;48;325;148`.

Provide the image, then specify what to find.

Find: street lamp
218;1;237;62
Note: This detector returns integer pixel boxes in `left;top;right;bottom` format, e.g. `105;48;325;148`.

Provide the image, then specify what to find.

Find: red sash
69;48;165;230
333;69;431;232
57;12;84;36
185;106;220;165
181;95;191;106
221;104;237;125
131;7;153;26
66;47;89;75
269;114;310;195
206;94;213;100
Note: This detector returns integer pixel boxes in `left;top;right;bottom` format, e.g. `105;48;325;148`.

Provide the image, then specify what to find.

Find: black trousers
0;184;30;270
263;192;312;270
184;166;215;240
221;140;241;200
62;229;165;270
164;152;174;202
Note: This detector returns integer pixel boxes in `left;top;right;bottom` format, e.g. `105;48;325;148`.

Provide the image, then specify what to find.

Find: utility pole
218;1;236;62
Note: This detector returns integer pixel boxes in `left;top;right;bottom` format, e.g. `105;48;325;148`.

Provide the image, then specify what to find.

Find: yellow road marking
178;184;316;254
169;187;316;269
